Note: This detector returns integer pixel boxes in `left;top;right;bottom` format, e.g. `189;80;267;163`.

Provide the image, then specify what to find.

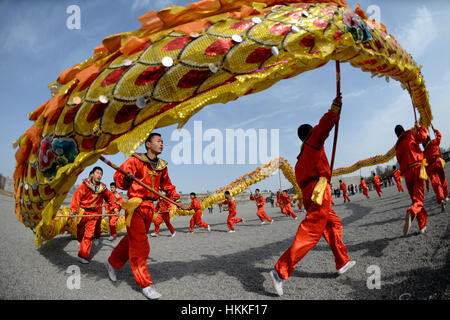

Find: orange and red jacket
423;130;442;165
395;126;428;173
295;109;339;190
114;153;180;203
71;179;118;213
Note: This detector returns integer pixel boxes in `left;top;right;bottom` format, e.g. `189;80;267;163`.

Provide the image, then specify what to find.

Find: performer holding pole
250;189;273;225
104;132;186;300
392;166;405;193
422;126;448;212
339;180;350;203
394;123;429;235
105;182;124;241
269;92;355;296
70;167;119;264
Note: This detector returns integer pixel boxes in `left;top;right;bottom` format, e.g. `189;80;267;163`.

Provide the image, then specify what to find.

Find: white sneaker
294;217;298;220
228;230;235;233
78;256;89;264
150;233;158;237
270;220;273;224
420;226;427;234
207;225;211;232
142;286;162;300
241;218;245;223
337;260;356;275
171;231;176;238
105;260;117;282
269;269;284;296
261;221;266;225
108;236;116;241
446;197;449;202
403;211;412;236
93;239;100;246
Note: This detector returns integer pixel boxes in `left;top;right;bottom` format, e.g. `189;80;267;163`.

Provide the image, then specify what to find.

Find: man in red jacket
339;180;350;203
280;191;297;219
223;190;244;233
276;191;288;216
422;129;448;212
250;189;273;224
360;177;370;198
392;166;404;193
71;167;119;264
394;124;429;235
189;192;211;233
105;132;186;300
151;199;176;237
372;173;383;197
269;94;354;296
105;182;125;241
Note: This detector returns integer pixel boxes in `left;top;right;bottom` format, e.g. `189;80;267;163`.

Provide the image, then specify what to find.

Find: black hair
145;132;162;145
422;135;431;149
339;180;342;183
224;191;230;195
92;166;103;174
190;192;196;197
393;165;396;170
255;188;260;192
395;125;405;138
110;182;116;187
297;124;313;141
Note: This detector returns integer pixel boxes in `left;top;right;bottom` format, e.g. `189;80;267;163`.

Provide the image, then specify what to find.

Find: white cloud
396;6;437;58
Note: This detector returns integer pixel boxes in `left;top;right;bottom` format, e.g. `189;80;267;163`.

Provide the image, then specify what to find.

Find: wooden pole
99;155;183;209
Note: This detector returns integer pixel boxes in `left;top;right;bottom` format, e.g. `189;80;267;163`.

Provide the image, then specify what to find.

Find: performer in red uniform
223;190;244;232
151;199;176;237
422;129;448;212
105;133;186;300
276;191;288;216
360;178;370;198
280;191;297;219
394;124;429;235
269;95;354;296
372;173;383;197
104;182;125;241
189;192;211;233
392;166;404;193
70;167;118;264
250;189;273;224
339;180;350;203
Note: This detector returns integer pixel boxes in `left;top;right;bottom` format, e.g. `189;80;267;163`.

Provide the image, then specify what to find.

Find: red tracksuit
189;197;209;232
250;194;272;222
395;126;429;230
360;179;370;198
392;169;404;192
224;198;242;230
372;175;382;197
275;109;350;280
153;200;175;235
280;193;297;219
340;183;350;202
276;193;288;216
108;154;180;289
71;179;118;259
423;130;448;204
104;191;124;237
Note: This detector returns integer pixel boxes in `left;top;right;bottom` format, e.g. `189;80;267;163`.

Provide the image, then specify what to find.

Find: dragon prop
13;0;431;246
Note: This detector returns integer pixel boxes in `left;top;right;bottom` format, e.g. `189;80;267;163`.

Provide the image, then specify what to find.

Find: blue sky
1;0;450;194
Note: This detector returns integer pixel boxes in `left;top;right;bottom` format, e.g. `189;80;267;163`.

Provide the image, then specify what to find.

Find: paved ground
1;167;449;300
